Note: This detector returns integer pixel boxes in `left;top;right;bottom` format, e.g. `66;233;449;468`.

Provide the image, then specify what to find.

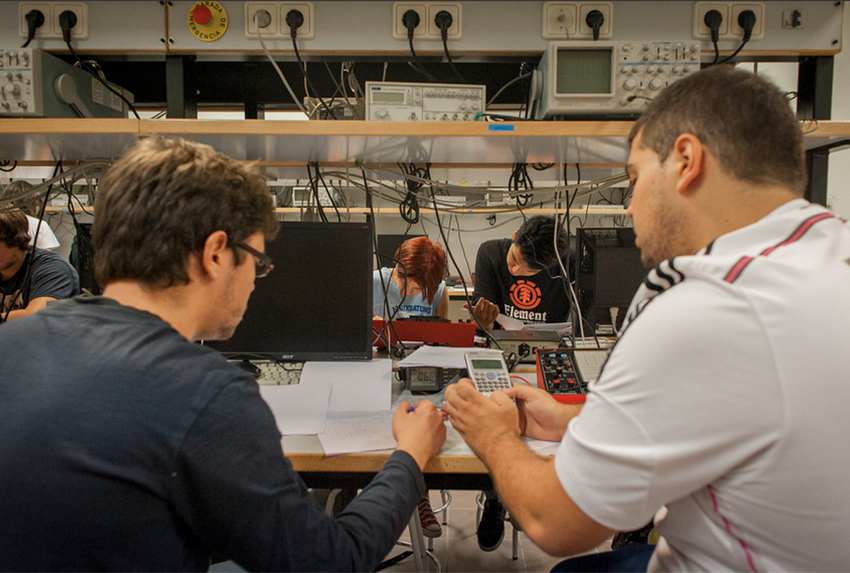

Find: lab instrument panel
0;48;131;117
365;81;486;121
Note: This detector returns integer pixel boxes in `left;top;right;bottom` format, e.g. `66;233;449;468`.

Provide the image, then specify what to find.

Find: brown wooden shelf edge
1;119;847;163
287;451;490;474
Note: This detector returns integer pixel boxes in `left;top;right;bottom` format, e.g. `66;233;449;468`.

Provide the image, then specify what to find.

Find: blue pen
407;406;416;413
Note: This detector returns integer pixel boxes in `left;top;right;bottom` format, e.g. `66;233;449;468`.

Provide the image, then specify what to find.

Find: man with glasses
0;136;447;571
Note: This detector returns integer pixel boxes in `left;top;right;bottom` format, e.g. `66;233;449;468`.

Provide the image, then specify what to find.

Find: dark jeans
551;543;654;573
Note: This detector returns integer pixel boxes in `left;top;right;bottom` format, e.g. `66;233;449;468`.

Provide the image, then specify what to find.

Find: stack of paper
397;345;503;369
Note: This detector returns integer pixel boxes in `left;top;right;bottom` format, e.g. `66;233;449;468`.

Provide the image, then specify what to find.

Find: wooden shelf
2;118;848;166
45;205;627;216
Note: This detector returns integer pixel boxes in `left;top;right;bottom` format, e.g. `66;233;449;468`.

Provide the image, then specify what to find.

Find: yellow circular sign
187;1;228;42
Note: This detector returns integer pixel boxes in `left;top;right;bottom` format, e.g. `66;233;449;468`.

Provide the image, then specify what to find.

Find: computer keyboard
256;361;304;386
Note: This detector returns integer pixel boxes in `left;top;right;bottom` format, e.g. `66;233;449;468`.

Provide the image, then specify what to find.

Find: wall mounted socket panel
245;2;281;38
280;2;314;40
576;2;612;39
730;2;764;40
52;2;87;39
428;3;461;40
693;2;730;39
19;2;88;40
392;2;428;40
244;1;313;39
18;2;52;38
543;2;578;39
693;1;764;41
392;1;460;41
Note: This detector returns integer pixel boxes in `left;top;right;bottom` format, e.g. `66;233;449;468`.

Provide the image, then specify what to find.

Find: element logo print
509;280;542;310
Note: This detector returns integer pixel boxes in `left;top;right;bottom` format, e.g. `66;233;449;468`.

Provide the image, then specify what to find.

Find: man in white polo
447;65;850;571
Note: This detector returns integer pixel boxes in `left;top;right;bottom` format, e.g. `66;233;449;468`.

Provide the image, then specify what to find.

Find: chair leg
512;521;519;560
408;512;426;572
438;490;451;526
474;490;485;526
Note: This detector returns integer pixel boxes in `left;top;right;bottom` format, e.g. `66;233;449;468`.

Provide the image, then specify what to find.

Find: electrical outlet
19;1;88;40
693;2;729;40
18;2;52;39
428;3;461;39
281;2;314;40
730;2;764;40
52;2;88;40
693;2;764;41
245;2;281;38
542;2;578;39
576;2;612;39
393;3;428;40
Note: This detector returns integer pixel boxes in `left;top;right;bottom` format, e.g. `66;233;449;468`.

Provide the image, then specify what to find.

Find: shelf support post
166;55;198;119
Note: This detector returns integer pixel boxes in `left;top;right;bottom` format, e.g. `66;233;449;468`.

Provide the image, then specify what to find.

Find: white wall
828;7;850;220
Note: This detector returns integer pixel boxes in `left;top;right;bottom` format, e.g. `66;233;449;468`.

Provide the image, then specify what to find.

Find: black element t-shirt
0;296;425;572
472;238;571;326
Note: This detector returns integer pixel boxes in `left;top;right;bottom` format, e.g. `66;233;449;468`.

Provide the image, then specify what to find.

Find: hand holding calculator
464;351;512;397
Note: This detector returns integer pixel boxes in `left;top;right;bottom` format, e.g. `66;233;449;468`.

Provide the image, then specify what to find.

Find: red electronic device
535;348;589;404
373;319;475;349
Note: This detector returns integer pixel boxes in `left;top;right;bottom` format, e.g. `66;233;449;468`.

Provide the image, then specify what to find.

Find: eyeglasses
234;242;274;278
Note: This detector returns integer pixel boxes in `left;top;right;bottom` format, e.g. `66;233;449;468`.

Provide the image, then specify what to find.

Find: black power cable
716;10;756;65
21;9;45;48
434;10;466;83
58;10;140;119
397;162;425;225
285;9;340;120
487;72;532;109
704;9;723;64
305;162;328;222
361;166;410;354
315;166;342;221
585;10;604;41
423;166;502;349
509;164;533;211
403;10;438;82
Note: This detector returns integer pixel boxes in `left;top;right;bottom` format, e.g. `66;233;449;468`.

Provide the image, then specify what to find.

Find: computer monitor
209;221;373;361
376;233;423;267
575;227;646;334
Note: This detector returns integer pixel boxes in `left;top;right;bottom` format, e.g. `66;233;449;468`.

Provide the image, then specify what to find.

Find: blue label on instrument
488;124;515;131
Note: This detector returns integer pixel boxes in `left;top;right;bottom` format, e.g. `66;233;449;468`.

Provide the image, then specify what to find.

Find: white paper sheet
396;345;503;369
258;378;332;436
496;313;571;335
301;359;393;413
495;313;525;330
318;410;398;455
524;322;571;336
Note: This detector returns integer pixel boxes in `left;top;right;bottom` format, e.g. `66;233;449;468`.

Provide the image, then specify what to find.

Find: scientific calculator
464;351;512;397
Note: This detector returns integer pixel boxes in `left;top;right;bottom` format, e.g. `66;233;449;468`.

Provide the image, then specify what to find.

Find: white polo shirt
555;199;850;571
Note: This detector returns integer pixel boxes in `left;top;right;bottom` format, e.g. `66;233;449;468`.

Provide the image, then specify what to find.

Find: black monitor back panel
209;221;373;361
576;227;646;332
376;234;424;267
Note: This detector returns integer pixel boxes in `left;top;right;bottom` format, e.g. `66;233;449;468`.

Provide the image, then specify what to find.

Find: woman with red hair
373;236;449;538
373;236;449;320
